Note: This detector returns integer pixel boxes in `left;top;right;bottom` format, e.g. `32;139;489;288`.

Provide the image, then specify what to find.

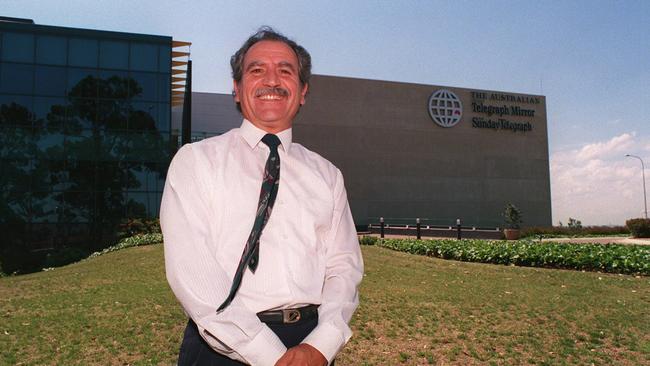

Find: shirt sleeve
301;169;364;363
160;145;287;366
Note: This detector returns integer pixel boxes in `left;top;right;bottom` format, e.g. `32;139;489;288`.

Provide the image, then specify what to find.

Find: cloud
574;132;635;161
551;132;648;225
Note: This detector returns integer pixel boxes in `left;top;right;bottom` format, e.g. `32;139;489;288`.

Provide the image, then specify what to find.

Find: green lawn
1;244;648;365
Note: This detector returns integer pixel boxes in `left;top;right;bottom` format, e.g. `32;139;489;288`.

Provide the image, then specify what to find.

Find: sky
3;0;649;225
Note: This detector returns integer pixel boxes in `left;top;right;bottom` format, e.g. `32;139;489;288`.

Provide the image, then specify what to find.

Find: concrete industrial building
176;75;552;228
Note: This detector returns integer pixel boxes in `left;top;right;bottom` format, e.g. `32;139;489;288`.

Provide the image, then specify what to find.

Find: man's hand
274;344;327;366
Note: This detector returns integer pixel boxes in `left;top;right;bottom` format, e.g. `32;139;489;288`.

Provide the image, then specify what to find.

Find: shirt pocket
287;197;333;294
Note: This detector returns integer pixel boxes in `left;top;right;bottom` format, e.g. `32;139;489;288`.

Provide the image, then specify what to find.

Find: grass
1;244;649;365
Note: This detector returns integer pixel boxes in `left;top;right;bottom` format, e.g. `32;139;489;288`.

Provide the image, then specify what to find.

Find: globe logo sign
428;89;463;128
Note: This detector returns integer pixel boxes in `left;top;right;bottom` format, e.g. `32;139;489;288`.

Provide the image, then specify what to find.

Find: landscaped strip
84;233;163;260
1;245;648;365
368;237;650;275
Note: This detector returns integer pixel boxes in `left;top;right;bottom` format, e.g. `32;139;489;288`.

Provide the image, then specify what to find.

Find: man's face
234;40;308;134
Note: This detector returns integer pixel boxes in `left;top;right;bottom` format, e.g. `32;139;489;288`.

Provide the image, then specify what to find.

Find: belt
257;304;319;325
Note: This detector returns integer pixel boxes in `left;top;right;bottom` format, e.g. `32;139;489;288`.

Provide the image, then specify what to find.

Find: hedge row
365;237;650;275
521;225;629;238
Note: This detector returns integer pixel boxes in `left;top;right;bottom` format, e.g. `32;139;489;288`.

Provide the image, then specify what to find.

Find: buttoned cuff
238;324;287;366
301;322;345;364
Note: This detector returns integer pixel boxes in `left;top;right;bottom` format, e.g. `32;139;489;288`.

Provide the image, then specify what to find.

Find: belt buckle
282;309;301;324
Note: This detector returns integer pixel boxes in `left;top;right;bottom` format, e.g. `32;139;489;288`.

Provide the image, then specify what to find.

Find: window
126;161;148;190
35;65;67;96
67;98;97;129
67;68;97;98
99;40;128;70
30;191;62;223
1;158;32;190
0;192;29;222
64;191;95;223
0;63;34;94
129;71;157;101
33;96;66;130
158;44;171;72
130;101;156;130
154;165;167;191
130;43;157;71
34;127;65;161
36;35;67;65
96;161;125;187
126;191;149;218
1;32;34;63
31;159;67;191
157;103;170;131
65;128;97;162
158;74;170;102
95;190;125;219
66;159;96;190
98;70;129;99
0;94;33;125
98;99;128;130
68;38;98;68
99;130;129;161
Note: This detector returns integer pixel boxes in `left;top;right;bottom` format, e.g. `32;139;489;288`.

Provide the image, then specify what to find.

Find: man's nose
263;68;280;86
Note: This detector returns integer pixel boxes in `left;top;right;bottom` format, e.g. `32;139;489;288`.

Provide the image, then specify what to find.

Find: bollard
456;218;461;240
416;218;421;240
380;217;385;239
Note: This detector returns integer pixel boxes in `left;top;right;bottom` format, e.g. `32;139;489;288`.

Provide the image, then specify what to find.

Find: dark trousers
178;316;330;366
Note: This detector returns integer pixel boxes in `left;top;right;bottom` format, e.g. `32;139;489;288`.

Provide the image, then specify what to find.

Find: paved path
361;233;650;245
541;236;650;245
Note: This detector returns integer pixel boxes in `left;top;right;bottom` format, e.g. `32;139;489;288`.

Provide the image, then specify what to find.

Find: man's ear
300;83;309;105
233;80;240;102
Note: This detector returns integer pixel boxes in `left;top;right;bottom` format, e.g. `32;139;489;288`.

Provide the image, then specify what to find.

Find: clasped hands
274;344;327;366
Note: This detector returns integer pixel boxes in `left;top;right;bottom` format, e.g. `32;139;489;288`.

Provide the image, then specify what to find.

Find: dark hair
231;26;312;111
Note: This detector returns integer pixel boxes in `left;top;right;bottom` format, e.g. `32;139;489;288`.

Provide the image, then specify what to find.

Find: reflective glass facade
0;21;172;273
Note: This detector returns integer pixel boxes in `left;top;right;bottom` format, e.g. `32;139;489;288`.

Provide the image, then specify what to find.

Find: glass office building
0;18;173;273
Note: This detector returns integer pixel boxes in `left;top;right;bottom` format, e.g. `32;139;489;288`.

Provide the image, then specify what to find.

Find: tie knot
261;134;281;150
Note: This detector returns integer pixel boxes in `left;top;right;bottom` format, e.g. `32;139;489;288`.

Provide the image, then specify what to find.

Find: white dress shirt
160;119;363;365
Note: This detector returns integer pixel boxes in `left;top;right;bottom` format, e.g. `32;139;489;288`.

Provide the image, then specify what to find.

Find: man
160;27;363;366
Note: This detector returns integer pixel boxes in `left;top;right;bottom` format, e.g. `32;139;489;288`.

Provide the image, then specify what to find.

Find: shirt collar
240;119;292;152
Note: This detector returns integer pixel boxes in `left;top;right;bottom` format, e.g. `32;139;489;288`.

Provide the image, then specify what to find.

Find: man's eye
250;68;263;74
280;69;292;75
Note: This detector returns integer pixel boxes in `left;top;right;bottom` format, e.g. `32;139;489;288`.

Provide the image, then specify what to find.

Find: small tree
626;218;650;238
567;217;582;230
504;204;523;229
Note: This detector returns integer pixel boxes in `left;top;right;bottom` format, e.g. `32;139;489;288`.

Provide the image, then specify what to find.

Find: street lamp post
625;154;648;219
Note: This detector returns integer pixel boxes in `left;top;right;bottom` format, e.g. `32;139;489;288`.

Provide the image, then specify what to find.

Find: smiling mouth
255;87;289;100
259;94;282;100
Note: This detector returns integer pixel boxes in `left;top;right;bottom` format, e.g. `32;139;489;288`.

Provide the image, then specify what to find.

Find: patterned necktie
218;133;281;312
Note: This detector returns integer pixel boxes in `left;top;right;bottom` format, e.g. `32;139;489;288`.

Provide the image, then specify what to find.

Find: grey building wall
293;75;552;228
172;91;240;138
184;74;552;228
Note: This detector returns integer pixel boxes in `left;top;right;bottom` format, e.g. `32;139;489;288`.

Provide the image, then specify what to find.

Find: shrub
117;218;161;239
567;217;582;230
504;204;523;229
85;233;163;260
521;225;629;238
359;235;377;246
626;218;650;238
376;238;650;275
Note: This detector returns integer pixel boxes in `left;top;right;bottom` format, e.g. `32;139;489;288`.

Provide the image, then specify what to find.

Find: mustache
255;87;289;97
